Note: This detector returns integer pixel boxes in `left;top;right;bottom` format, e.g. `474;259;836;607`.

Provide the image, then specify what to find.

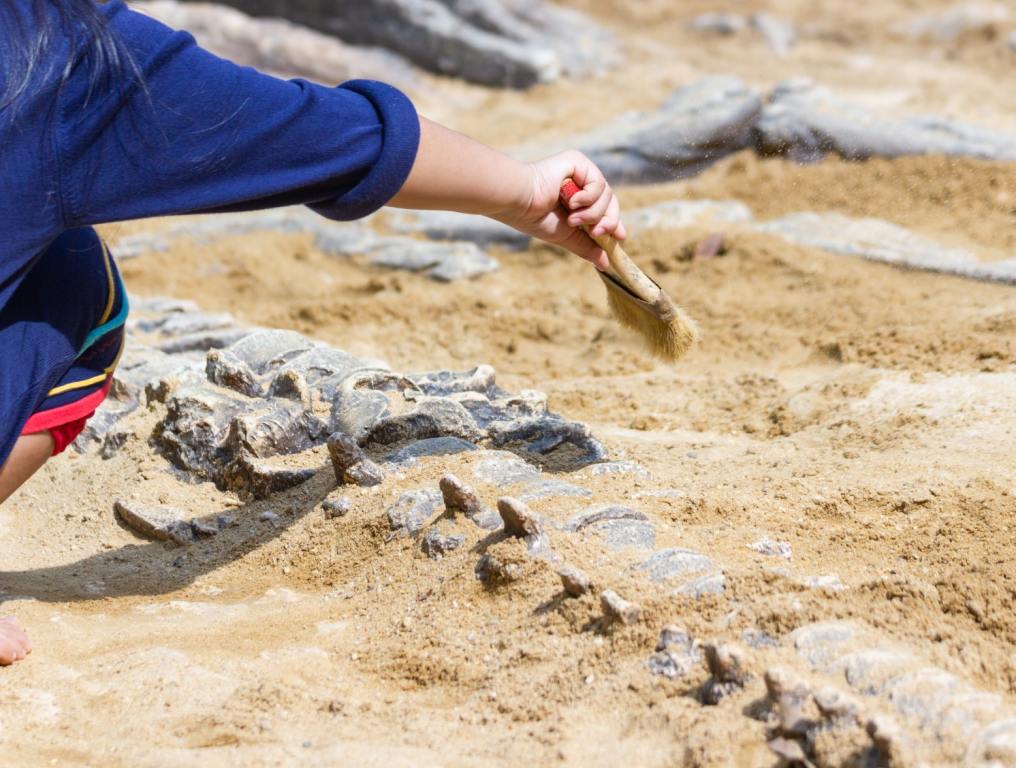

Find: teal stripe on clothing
80;274;129;354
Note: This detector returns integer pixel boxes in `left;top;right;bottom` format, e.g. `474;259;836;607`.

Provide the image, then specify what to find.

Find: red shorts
21;379;113;456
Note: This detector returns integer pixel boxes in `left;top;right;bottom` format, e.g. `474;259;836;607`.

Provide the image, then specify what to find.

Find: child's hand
503;151;626;272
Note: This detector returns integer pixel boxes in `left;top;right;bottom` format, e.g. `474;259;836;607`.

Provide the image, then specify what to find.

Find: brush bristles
604;284;699;362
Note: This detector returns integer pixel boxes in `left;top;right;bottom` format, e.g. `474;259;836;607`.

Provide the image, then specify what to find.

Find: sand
2;1;1016;766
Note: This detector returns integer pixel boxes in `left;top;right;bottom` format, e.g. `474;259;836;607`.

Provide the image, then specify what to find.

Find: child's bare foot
0;616;31;665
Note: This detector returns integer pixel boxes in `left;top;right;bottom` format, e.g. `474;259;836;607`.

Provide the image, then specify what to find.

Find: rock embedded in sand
221;452;317;500
201;0;615;88
386;489;443;537
368;240;500;282
749;536;792;559
702;643;750;704
755;212;1016;285
754;79;1016;163
522;77;763;183
496;497;542;539
439;474;497;529
206;349;263;397
327;432;385;487
648;626;700;679
322;497;351;519
599;590;642;626
474;553;523;585
113;499;195;546
635;548;715;583
421;529;465;560
557;565;591;598
689;12;746;34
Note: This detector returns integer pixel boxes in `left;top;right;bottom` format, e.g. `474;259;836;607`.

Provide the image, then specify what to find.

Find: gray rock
221;452;317;500
330;390;391;442
439;473;496;528
155;311;236;337
227;330;316;375
648;626;700;679
589;519;657;552
386;436;478;466
523;77;763;183
966;719;1016;766
155;388;327;484
488;415;606;468
327;432;385;487
369;240;499;282
742;629;780;649
206;348;263;397
225;401;328;459
830;648;912;696
114;499;195;545
497;496;542;539
749;13;795;56
558;564;591;597
600;589;642;625
385;210;530;250
386;489;443;536
703;642;750;704
497;496;554;560
791;621;856;667
756;212;1016;285
421;528;465;559
363;398;482;446
625;199;753;233
749;536;792;559
677;572;726;598
153;387;250;474
204;0;615;88
157;328;253;354
586;461;651;480
269;369;311;405
409;366;496;397
72;399;139;454
472;453;541;487
689;13;746;35
276;347;382;390
564;505;647;532
474;552;523;585
134;0;422;91
322;497;351;519
516;478;592;502
754;78;1016;163
635;548;714;582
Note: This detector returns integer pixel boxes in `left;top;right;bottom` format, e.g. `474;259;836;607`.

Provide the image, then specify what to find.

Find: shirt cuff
313;79;420;221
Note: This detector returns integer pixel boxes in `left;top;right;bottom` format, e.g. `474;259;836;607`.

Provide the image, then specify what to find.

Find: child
0;1;626;665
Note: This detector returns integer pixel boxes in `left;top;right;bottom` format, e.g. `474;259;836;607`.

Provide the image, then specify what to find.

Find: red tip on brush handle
559;179;582;206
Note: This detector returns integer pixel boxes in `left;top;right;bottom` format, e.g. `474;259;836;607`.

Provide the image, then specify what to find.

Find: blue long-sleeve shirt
0;0;421;466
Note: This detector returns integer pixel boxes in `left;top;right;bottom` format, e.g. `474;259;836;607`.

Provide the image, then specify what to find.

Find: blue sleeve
56;1;420;226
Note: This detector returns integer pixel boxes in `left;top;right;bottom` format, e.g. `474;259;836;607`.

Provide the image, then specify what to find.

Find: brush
559;179;698;361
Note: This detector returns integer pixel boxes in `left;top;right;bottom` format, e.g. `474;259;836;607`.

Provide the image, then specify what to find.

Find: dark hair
1;0;130;112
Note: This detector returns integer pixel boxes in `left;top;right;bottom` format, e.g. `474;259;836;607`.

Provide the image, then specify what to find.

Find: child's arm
390;118;624;271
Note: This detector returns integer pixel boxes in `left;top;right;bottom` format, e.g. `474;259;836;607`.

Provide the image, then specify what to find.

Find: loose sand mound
3;1;1016;766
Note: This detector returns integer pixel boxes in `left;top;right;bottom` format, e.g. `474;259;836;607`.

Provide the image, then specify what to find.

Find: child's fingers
591;196;622;238
568;185;612;228
565;175;605;210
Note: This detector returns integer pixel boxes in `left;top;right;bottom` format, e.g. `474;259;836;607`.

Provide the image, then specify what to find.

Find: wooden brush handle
559;179;661;305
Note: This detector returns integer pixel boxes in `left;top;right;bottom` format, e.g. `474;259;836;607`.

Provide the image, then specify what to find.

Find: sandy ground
3;1;1016;766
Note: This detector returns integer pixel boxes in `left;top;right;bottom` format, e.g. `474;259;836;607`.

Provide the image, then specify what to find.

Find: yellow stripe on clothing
45;333;126;397
98;240;115;325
